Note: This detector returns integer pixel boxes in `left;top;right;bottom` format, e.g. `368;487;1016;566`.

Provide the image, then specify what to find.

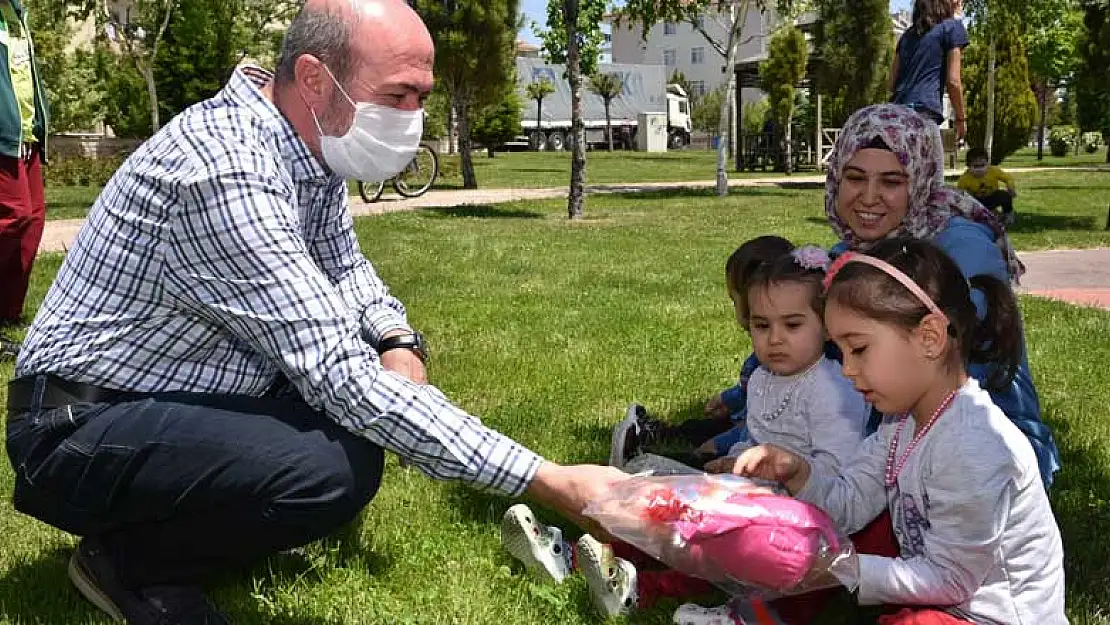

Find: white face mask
310;65;423;181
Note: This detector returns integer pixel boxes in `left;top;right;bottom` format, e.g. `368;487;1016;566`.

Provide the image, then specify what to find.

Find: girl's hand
732;444;811;494
704;393;730;419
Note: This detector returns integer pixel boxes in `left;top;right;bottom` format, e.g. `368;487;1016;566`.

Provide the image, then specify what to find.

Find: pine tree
815;0;893;127
1076;0;1110;161
964;24;1038;164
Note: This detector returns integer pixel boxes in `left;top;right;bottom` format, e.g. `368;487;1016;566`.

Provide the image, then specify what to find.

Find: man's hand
525;462;630;539
381;348;427;384
703;455;740;474
955;119;967;141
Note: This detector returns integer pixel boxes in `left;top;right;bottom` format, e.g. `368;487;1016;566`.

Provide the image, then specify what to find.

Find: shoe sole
501;504;566;583
68;550;125;622
609;404;645;468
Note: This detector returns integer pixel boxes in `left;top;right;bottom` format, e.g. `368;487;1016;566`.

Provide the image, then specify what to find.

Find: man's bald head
270;0;434;161
274;0;432;86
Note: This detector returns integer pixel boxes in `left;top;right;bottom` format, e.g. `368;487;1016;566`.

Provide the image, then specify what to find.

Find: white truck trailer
514;58;692;151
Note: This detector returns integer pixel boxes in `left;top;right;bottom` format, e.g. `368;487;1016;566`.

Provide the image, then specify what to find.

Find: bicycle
356;144;439;203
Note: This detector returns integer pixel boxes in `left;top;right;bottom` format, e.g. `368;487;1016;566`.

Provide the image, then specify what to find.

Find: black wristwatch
378;331;428;362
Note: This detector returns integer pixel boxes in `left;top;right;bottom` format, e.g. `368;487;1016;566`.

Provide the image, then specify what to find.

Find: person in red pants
0;0;49;361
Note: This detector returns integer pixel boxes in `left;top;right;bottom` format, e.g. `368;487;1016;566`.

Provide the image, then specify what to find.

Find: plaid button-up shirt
17;67;542;496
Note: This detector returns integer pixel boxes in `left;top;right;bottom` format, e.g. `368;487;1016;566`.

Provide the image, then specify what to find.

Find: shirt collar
223;66;331;185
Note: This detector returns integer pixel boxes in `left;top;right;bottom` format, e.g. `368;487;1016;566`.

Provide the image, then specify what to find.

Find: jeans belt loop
32;374;47;412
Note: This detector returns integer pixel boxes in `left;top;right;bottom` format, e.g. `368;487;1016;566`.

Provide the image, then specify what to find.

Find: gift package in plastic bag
583;474;858;598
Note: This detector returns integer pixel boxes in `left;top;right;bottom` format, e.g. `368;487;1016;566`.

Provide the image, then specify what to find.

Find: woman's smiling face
835;148;911;242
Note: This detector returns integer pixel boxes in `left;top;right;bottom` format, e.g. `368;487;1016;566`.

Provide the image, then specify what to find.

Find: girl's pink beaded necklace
884;389;960;487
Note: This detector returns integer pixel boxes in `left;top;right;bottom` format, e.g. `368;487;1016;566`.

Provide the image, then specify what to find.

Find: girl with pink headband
825;103;1059;490
730;238;1065;625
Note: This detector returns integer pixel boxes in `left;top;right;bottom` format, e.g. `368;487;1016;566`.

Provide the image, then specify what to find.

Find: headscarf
824;104;1024;283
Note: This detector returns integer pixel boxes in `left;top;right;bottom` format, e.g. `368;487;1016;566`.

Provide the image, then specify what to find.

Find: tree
740;97;769;134
621;0;795;196
964;0;1042;161
26;3;107;132
1023;0;1081;159
815;0;892;127
416;0;520;189
65;0;179;134
669;68;697;106
540;0;606;219
693;86;725;143
471;91;522;158
964;24;1038;164
588;72;624;151
525;79;556;149
760;26;807;175
1076;0;1110;162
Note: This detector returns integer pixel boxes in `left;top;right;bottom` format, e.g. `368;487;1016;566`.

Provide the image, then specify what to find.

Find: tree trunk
488;147;496;158
784;119;793;176
985;37;997;162
605;101;613;151
141;64;160;133
566;0;586;219
1036;80;1048;161
714;0;750;197
455;97;477;189
447;101;456;154
535;98;543;151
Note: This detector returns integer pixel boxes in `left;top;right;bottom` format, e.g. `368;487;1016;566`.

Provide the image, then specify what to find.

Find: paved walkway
1018;248;1110;310
35;166;1110;311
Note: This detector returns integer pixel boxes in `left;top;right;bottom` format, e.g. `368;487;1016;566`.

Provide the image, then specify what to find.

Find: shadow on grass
419;204;544;219
1006;213;1098;234
604;186;808;202
1025;184;1110;191
1039;415;1110;617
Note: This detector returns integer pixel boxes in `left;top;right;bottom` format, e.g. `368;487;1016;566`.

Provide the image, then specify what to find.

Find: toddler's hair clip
792;246;830;272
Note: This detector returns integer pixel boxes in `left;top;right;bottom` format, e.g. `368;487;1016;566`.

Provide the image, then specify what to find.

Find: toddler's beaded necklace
759;358;823;422
884;388;960;487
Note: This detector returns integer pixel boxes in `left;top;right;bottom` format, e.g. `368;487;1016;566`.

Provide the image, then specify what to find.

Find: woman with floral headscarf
826;104;1060;489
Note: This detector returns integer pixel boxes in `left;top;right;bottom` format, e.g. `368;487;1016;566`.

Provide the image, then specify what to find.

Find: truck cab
666;84;692;149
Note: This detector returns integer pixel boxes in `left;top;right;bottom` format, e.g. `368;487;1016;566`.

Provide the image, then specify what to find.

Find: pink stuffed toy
585;476;853;596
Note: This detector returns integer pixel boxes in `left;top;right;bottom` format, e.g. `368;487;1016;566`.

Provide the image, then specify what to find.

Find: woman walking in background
891;0;969;141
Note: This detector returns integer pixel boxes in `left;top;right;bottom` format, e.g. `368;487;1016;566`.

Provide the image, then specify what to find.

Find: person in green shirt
0;0;48;361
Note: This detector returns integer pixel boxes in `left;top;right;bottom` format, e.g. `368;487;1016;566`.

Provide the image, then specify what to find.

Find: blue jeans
5;388;384;588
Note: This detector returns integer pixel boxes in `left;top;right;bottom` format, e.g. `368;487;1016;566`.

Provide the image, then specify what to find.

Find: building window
694;14;705;29
689;80;707;97
691;47;705;64
663;49;676;66
664;22;677;35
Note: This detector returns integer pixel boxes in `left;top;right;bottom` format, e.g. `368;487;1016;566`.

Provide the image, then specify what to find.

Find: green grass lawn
43;147;1108;222
6;182;1110;624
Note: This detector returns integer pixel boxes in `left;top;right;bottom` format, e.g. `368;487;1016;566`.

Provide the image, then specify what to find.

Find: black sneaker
0;335;19;362
69;538;231;624
68;538;135;621
138;586;232;625
609;404;663;468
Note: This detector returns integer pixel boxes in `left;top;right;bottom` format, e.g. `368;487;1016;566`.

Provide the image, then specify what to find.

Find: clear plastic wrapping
583;474;859;598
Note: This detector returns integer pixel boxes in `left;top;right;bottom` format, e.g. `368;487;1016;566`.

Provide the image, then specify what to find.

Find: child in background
957;147;1017;226
502;246;872;621
721;238;1065;625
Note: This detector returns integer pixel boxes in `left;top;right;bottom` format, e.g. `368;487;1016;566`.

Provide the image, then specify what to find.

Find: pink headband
823;252;948;321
